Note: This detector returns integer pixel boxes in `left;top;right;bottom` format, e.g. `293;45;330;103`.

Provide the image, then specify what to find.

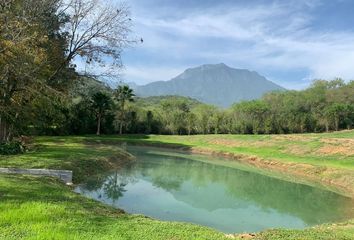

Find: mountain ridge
134;63;285;107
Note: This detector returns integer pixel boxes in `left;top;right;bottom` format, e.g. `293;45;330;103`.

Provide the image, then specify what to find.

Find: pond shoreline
2;136;353;239
118;141;354;199
78;145;354;234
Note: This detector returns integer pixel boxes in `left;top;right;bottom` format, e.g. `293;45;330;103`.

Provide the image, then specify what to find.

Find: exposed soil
317;138;354;156
272;135;317;142
208;139;274;148
282;144;313;155
190;147;354;198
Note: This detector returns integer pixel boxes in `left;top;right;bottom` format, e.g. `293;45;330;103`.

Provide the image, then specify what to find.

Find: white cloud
122;65;185;85
121;0;354;88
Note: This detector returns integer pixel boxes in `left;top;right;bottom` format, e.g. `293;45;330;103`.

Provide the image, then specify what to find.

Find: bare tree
52;0;133;80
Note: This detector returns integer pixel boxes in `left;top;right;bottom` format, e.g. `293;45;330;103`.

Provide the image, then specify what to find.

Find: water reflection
103;172;127;203
79;167;136;204
75;147;354;233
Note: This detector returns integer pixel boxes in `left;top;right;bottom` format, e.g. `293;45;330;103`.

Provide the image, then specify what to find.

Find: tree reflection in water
79;164;138;205
103;171;127;204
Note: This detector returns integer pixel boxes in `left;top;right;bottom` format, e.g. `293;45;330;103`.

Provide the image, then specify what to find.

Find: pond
75;146;354;233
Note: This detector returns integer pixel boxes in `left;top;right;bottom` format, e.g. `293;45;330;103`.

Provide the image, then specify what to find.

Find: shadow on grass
83;134;194;152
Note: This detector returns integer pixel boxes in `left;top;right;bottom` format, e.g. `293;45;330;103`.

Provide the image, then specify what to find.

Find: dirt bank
121;141;354;198
190;147;354;198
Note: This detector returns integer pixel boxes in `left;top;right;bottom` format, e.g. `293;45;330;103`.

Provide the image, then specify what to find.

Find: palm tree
91;92;113;135
114;85;135;134
103;172;127;205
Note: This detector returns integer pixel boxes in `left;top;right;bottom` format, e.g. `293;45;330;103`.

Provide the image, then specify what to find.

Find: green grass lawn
0;133;353;239
0;175;227;240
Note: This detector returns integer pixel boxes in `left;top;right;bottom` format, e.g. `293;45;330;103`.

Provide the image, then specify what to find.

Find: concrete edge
0;168;73;185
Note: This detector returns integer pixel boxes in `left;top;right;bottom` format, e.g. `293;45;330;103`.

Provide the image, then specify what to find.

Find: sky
115;0;354;89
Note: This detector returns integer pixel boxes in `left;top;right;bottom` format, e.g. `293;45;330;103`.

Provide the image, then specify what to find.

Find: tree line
119;79;354;135
34;78;353;136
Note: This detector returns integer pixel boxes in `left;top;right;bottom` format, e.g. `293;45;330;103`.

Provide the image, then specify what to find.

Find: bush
0;141;25;155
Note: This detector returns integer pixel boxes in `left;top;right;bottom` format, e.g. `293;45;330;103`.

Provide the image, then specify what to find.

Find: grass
255;222;354;240
93;130;354;170
0;136;133;183
0;133;353;239
0;175;227;240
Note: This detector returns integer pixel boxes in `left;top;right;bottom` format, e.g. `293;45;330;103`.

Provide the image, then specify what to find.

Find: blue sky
117;0;354;89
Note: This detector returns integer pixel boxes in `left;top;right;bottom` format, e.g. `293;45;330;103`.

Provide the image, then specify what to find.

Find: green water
75;146;354;233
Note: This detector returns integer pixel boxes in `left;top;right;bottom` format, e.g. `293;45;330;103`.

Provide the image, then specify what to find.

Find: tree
114;85;135;134
0;0;133;142
210;110;224;134
0;0;66;142
194;105;219;134
52;0;133;80
185;112;196;135
91;92;113;135
145;110;154;134
159;98;192;134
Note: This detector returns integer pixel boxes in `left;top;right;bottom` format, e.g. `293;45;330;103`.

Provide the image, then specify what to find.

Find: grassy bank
0;134;353;239
91;131;354;197
0;137;227;240
95;130;354;170
0;175;227;240
0;137;134;183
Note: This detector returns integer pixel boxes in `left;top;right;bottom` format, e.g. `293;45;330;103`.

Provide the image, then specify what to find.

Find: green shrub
0;141;25;155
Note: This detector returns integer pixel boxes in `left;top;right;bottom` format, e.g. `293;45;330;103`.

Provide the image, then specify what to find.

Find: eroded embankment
119;141;354;198
192;148;354;198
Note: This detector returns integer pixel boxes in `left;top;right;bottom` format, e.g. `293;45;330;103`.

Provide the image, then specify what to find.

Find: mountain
134;63;285;107
126;81;139;89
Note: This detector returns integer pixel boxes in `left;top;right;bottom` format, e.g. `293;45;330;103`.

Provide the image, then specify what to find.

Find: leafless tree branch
50;0;134;80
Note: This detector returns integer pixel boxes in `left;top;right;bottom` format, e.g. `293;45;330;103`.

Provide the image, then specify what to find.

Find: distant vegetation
133;79;354;135
3;75;353;139
31;78;352;136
